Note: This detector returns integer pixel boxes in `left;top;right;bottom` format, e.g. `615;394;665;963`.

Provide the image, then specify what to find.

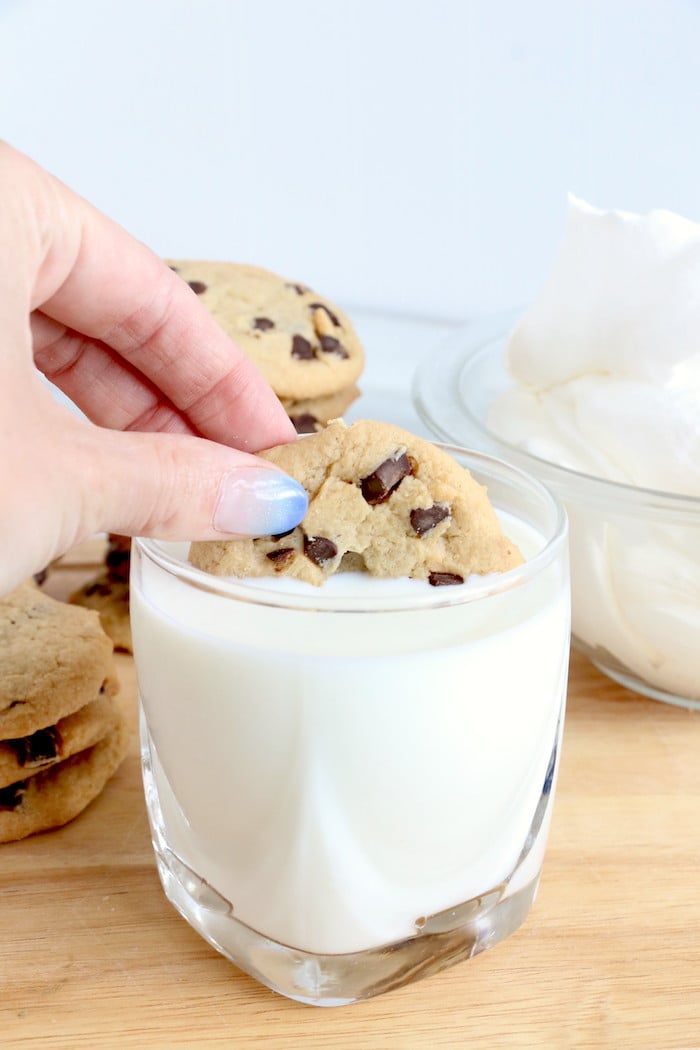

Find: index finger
2;142;296;452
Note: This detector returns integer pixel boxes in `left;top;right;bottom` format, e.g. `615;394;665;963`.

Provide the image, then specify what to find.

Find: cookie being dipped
190;419;523;586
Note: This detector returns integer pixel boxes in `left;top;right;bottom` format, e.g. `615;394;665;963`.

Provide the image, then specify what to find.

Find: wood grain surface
1;541;699;1050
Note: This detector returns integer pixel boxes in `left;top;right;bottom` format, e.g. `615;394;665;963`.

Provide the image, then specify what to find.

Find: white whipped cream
490;195;700;497
131;518;568;956
488;196;700;703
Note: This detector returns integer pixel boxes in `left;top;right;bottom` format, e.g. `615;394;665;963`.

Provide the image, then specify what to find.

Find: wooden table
2;543;699;1050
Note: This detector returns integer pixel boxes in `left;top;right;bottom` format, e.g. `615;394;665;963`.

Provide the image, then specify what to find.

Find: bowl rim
413;310;700;522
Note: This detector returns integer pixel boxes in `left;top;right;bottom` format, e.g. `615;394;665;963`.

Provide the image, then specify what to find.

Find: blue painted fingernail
213;468;308;536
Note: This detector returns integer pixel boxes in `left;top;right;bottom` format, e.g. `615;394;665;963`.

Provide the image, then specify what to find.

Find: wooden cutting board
1;540;699;1050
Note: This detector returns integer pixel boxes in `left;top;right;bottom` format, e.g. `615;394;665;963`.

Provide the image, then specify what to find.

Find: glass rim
134;444;568;615
413;313;700;522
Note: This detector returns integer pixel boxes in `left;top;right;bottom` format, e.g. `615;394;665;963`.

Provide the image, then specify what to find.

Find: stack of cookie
167;261;365;433
0;582;128;843
70;533;132;653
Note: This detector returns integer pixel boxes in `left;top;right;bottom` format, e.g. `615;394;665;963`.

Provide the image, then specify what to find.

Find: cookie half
168;261;365;400
0;583;115;731
0;691;121;790
0;710;129;843
189;419;524;586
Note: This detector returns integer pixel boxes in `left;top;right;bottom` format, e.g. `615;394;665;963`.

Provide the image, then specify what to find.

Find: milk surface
131;516;569;955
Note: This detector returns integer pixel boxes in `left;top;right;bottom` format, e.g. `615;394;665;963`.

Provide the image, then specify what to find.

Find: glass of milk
130;446;570;1006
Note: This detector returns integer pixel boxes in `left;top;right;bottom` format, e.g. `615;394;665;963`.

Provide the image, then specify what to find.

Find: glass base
141;706;556;1007
153;840;539;1007
574;637;700;711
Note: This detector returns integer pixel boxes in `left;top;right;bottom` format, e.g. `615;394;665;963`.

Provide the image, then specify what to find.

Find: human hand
0;143;308;595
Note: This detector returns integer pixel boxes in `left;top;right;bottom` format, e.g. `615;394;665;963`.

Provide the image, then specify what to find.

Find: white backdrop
1;0;699;320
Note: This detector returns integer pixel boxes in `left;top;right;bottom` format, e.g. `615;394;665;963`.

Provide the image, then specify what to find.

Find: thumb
76;426;308;543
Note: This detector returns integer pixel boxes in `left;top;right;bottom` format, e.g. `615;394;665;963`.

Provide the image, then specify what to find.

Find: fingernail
213;468;308;536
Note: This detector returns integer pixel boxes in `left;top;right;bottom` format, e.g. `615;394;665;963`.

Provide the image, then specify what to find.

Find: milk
131;512;569;958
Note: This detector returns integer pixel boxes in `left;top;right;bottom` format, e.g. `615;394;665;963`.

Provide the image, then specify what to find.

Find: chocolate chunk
303;535;338;567
410;503;450;536
253;317;275;331
7;725;62;767
85;582;113;598
287;282;309;296
309;302;340;327
290;413;319;434
360;452;412;505
265;547;295;570
319;335;349;359
33;568;48;587
188;280;207;295
0;780;27;811
106;547;131;582
291;335;315;360
108;533;131;552
428;572;464;587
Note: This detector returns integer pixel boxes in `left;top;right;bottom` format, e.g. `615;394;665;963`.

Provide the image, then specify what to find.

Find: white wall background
1;0;699;321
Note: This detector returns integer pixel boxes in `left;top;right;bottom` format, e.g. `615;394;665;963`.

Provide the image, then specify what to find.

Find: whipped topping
489;195;700;497
487;196;700;704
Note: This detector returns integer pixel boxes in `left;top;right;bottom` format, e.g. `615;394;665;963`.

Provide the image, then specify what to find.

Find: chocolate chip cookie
283;384;361;434
168;261;365;402
70;574;131;653
1;583;116;736
0;692;121;790
189;419;523;586
70;535;132;653
0;582;128;842
0;712;129;843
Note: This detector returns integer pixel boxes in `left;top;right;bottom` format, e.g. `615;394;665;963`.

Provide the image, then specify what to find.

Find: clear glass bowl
413;313;700;710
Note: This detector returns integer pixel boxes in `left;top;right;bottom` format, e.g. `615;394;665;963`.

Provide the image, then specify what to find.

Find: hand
0;143;308;595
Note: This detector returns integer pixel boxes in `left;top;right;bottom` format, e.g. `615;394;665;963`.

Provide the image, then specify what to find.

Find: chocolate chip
106;548;131;582
287;282;309;296
319;335;349;359
0;780;26;811
410;503;450;536
188;280;207;295
108;533;131;551
253;317;275;331
309;302;341;327
8;725;62;767
360;452;412;505
304;535;338;567
265;547;295;570
428;572;464;587
291;335;315;360
33;568;48;587
290;413;319;434
85;582;113;598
